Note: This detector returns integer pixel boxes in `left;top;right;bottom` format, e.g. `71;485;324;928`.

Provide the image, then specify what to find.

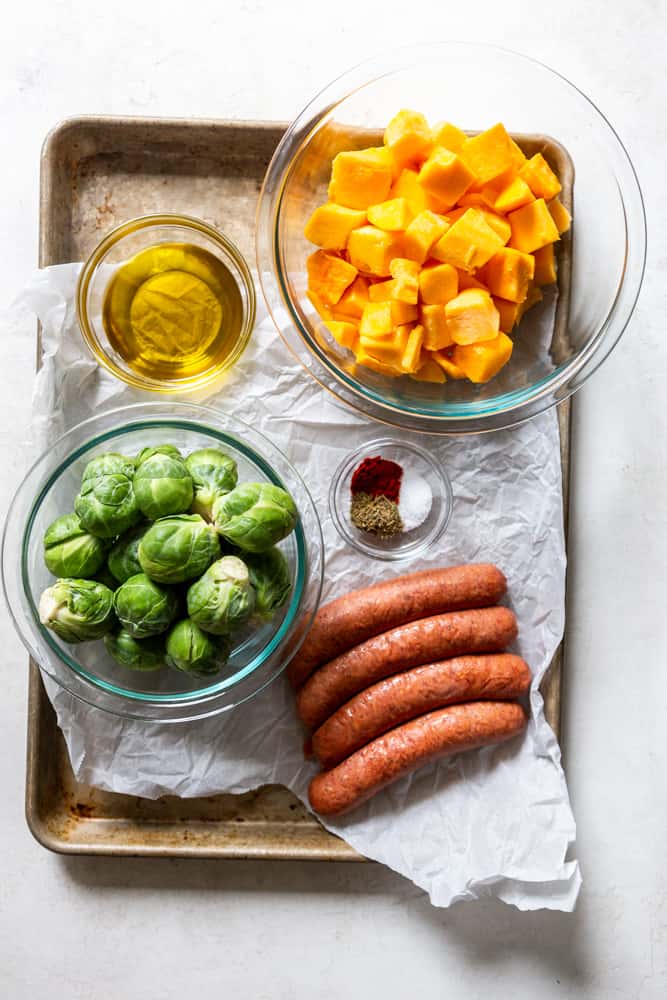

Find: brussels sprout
186;555;255;635
75;453;141;539
113;573;178;638
135;444;183;466
185;448;238;520
38;578;115;643
133;454;194;520
212;483;297;553
43;512;109;578
138;514;220;584
245;548;292;620
108;523;149;583
93;563;121;591
165;619;230;676
104;629;166;671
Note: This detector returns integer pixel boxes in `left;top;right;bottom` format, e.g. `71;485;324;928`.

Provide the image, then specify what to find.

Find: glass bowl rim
76;213;257;394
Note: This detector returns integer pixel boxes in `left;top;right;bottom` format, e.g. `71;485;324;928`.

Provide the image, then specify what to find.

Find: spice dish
329;437;452;561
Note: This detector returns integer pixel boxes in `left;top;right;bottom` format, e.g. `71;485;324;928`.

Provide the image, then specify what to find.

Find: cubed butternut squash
508;198;560;253
484;176;534;214
347;225;402;276
330;147;393;209
390;258;421;279
359;301;394;338
419;263;458;305
353;347;403;377
456;270;488;291
367;197;413;231
533;243;557;286
492;296;521;334
307;289;332;320
307;251;358;305
453;332;513;383
431;208;504;271
390;168;438;215
368;280;395;303
391;273;419;304
547;198;571;234
304;203;367;249
459;124;517;184
410;358;447;383
421;303;454;350
360;324;410;362
431;121;467;153
445;289;500;345
390;300;419;325
334;275;369;319
325;320;358;350
516;283;544;321
402;210;450;264
418;148;475;207
384;110;433;168
480;247;535;303
400;324;424;373
519;153;562;201
431;350;467;379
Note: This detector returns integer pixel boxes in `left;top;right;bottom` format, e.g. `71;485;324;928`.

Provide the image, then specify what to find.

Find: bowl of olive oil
77;214;256;392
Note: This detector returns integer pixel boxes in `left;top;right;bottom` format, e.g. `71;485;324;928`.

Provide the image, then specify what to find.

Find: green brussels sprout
75;453;141;539
43;512;109;578
135;444;183;466
185;448;238;520
104;629;166;671
186;555;255;635
212;483;297;553
38;578;115;643
93;563;121;591
113;573;178;638
138;514;220;584
165;619;230;676
245;548;292;620
108;523;149;583
133;454;194;520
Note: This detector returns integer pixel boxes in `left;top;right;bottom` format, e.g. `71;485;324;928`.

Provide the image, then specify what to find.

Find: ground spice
350;456;403;504
350;492;403;538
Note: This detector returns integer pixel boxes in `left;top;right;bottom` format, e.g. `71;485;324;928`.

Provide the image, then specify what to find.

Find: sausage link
309;701;527;816
312;653;531;768
296;606;517;731
287;564;507;689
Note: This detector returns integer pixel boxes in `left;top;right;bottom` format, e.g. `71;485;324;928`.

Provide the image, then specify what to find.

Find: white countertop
0;2;664;997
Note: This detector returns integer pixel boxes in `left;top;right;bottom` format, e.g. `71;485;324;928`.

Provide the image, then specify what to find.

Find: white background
0;1;665;997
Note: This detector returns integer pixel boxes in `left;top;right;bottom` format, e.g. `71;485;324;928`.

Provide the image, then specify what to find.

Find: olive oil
102;242;244;382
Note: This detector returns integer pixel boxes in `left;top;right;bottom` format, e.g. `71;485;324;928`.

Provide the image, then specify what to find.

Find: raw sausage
312;653;531;768
296;606;518;730
308;701;527;816
287;564;507;689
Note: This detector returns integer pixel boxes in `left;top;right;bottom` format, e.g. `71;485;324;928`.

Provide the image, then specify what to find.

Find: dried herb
350;492;403;538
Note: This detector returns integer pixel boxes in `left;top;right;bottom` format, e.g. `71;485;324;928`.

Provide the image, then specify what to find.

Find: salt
399;465;433;531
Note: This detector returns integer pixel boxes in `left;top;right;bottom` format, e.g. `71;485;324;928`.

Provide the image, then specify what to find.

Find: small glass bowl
76;214;256;393
2;402;323;723
329;438;453;560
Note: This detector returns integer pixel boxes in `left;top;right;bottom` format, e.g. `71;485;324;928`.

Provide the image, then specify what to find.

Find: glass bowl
2;402;323;723
77;214;256;393
257;43;646;434
329;438;452;561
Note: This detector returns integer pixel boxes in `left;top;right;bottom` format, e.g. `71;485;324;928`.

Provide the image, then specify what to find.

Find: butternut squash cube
445;289;500;345
418;148;476;208
353;347;403;377
360;325;410;362
367;197;413;231
457;192;487;208
390;258;421;279
519;153;562;201
410;358;446;383
348;225;402;276
384;110;433;168
548;198;571;234
307;251;358;305
485;176;534;214
533;243;557;286
390;169;432;215
421;303;454;350
368;280;396;303
330;148;393;209
517;283;544;322
334;275;369;319
431;208;504;271
508;199;560;253
460;124;517;184
307;289;332;320
431;350;467;379
480;247;535;303
325;320;358;350
453;332;513;383
391;273;419;304
391;300;419;325
400;324;424;373
304;202;367;250
419;263;458;305
360;301;393;338
402;210;450;264
456;270;488;291
474;208;511;244
431;121;467;153
492;296;521;334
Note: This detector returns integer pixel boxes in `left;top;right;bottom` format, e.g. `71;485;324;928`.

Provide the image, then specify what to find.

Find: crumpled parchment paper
19;263;581;910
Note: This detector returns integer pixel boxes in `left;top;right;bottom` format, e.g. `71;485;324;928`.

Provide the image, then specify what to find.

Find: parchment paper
19;263;581;910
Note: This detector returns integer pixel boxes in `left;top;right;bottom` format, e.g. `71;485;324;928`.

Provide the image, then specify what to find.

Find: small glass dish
329;438;453;560
76;214;256;393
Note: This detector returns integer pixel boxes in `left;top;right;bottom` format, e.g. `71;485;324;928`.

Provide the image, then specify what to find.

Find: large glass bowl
2;402;323;723
257;43;646;434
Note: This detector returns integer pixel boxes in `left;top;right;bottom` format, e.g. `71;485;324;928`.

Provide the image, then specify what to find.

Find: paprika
350;456;403;504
